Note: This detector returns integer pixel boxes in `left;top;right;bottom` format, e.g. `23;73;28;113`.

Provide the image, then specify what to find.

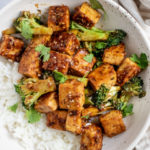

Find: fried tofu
42;50;71;74
117;58;141;86
34;92;58;113
48;5;70;31
19;35;50;78
81;124;103;150
70;49;96;76
103;44;126;66
72;2;101;28
46;110;68;131
59;79;85;111
82;107;99;117
100;110;126;137
49;32;80;56
88;64;117;91
0;35;24;61
66;110;82;134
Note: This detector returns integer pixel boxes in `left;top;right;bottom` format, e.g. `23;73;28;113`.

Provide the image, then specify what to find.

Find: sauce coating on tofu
70;49;96;76
42;50;71;74
88;64;117;91
18;35;50;78
117;58;141;86
59;79;85;111
81;124;103;150
100;110;126;137
49;32;80;56
48;5;70;31
0;35;24;61
73;2;101;28
47;110;68;131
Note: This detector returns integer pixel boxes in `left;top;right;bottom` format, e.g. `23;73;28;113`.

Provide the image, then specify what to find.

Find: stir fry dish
0;0;149;150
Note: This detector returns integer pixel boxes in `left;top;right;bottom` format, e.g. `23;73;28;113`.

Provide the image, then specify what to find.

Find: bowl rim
0;0;150;150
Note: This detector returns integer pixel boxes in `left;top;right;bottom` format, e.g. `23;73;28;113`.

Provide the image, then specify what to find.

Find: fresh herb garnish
83;53;94;63
81;115;90;119
53;70;67;84
130;53;148;69
8;102;19;113
35;44;50;62
26;108;41;123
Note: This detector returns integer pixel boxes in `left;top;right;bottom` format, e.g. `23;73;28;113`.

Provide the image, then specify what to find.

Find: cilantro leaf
21;20;33;39
89;0;106;17
35;44;50;62
130;53;148;69
26;108;41;123
81;115;90;119
8;102;18;113
122;103;133;117
53;70;67;84
83;53;94;63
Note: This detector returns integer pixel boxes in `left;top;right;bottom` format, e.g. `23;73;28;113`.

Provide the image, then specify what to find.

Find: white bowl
139;0;150;9
0;0;150;150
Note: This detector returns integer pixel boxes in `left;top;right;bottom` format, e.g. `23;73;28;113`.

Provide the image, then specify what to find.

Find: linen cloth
0;0;150;150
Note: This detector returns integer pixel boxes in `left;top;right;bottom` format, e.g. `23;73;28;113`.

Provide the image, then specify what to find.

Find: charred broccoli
14;11;53;39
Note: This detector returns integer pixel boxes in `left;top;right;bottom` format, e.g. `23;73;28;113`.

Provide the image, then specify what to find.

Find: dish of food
0;0;150;150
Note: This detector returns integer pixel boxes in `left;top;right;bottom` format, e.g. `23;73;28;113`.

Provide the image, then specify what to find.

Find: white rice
0;57;80;150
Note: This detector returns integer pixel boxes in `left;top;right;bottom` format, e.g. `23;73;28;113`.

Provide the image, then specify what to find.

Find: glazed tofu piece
100;110;126;137
72;2;101;28
34;92;58;113
48;5;70;31
46;110;68;131
117;58;141;86
103;43;126;66
82;107;99;117
19;35;50;78
70;49;96;76
59;79;85;111
88;64;117;91
66;110;82;134
49;32;80;56
0;35;24;61
81;124;103;150
42;50;71;74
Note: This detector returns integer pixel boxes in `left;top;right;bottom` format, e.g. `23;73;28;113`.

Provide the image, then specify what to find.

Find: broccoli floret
14;77;56;109
14;11;53;39
70;21;109;41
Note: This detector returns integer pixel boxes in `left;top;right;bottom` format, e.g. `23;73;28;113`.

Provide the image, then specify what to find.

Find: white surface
0;0;150;150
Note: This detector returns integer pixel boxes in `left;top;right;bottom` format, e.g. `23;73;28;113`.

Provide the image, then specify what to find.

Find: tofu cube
70;49;96;76
42;50;71;74
117;58;141;86
0;35;24;61
46;110;68;131
81;124;103;150
49;32;80;56
19;35;50;78
103;43;126;66
34;92;58;113
100;110;126;137
59;79;85;110
88;64;117;91
48;5;70;31
66;110;82;134
72;2;101;28
82;107;99;117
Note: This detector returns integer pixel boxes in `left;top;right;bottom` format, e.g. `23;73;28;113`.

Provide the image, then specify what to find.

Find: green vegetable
81;115;90;119
14;11;53;39
89;0;106;17
15;77;56;109
8;102;18;113
35;44;50;62
26;107;41;123
130;53;148;69
122;103;133;117
93;60;102;70
71;21;109;41
83;53;94;63
95;42;107;49
53;70;67;84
